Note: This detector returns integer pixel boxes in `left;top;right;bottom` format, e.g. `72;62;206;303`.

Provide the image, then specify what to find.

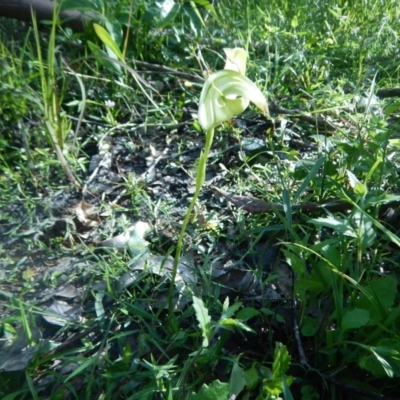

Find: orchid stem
168;127;215;329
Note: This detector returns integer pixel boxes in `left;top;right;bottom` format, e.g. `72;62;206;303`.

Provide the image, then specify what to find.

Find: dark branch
0;0;98;32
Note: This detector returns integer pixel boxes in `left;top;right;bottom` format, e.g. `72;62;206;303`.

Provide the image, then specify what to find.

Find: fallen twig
212;186;351;214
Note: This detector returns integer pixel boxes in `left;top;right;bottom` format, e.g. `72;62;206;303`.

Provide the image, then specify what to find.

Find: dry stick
134;60;205;84
376;87;400;99
212;186;352;214
268;103;336;131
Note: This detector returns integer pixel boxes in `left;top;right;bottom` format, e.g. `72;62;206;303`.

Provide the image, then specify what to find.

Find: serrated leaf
272;343;291;379
309;216;356;237
236;307;260;320
355;276;397;321
342;308;370;332
245;363;260;391
229;361;246;396
192;295;212;347
190;380;230;400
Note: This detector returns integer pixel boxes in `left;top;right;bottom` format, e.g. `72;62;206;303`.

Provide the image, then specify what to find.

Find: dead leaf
55;285;80;299
213;186;274;213
72;201;99;228
97;221;150;254
42;299;82;327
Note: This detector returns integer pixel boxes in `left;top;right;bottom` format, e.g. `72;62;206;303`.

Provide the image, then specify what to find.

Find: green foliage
262;343;293;398
190;380;230;400
2;0;400;398
192;295;212;347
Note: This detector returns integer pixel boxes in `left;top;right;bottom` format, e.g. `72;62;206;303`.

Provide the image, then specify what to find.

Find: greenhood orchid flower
169;48;269;321
198;48;269;130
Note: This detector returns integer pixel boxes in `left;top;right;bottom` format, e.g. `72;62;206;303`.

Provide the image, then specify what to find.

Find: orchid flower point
198;48;269;130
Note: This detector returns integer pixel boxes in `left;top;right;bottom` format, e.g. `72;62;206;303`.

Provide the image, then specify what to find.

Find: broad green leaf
370;346;400;377
282;375;295;400
301;385;320;400
245;363;260;391
183;2;204;37
366;194;400;207
359;354;387;377
229;361;246;396
221;300;242;319
301;316;317;337
236;307;260;320
385;102;400;117
260;307;275;316
353;210;376;249
3;390;31;400
309;216;356;237
358;341;400;378
105;19;123;47
283;248;307;276
347;170;367;196
313;239;342;269
87;41;121;75
93;23;123;61
190;380;230;400
192;0;218;19
192;295;212;347
295;279;325;302
60;0;98;11
341;308;370;332
355;276;397;321
157;0;181;28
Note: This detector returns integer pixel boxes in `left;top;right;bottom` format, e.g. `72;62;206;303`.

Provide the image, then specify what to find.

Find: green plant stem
168;127;215;328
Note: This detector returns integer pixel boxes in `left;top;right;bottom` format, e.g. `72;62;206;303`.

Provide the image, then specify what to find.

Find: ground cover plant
2;0;400;399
